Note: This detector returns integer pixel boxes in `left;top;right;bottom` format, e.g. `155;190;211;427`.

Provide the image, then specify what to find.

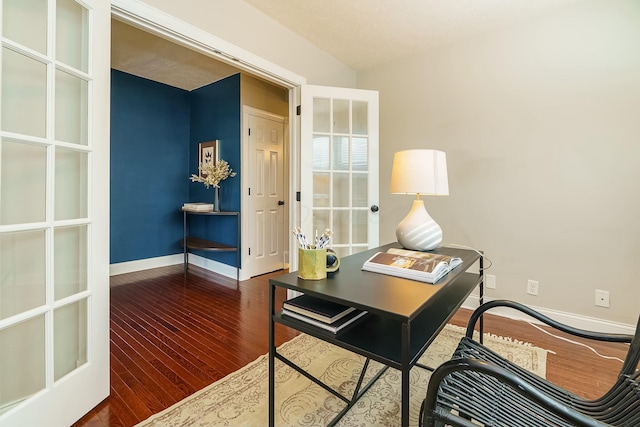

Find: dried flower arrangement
189;159;236;188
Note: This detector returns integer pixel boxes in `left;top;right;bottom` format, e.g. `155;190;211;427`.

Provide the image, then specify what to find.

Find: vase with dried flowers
189;159;236;211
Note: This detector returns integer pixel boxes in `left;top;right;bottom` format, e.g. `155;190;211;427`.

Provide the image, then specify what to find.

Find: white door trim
110;0;305;88
110;0;307;279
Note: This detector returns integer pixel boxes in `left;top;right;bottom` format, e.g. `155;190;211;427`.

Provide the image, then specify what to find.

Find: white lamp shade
390;149;449;196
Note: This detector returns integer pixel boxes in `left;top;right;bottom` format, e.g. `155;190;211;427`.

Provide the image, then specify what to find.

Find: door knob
278;200;285;206
370;205;379;212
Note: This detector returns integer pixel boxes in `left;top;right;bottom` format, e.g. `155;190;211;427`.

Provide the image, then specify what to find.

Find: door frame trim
111;0;306;278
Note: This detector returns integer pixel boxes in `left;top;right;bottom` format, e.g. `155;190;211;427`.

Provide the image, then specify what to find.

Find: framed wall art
198;140;219;177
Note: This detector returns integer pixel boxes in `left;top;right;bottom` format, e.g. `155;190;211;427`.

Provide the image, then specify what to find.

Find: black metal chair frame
421;300;640;427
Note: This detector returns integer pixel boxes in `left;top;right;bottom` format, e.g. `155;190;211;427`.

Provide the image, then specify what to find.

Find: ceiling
111;0;582;90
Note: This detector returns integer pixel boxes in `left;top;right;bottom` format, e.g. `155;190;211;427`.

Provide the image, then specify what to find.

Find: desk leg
268;283;275;427
401;322;410;427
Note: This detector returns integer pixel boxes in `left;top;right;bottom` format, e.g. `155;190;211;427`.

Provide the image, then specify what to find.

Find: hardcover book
281;308;368;334
282;294;356;324
182;202;214;212
362;248;462;284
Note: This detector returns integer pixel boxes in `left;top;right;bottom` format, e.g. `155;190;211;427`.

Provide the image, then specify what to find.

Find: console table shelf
182;236;236;251
181;209;240;280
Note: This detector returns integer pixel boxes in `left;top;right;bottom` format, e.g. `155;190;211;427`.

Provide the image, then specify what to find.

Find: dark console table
268;242;484;427
181;209;240;281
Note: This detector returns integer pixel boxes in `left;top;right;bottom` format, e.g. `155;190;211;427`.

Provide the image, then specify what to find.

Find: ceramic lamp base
395;199;442;251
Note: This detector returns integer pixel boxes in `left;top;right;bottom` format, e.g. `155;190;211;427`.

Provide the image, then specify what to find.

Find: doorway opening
110;12;302;280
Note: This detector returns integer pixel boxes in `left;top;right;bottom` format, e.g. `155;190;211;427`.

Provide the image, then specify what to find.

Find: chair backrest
619;313;640;378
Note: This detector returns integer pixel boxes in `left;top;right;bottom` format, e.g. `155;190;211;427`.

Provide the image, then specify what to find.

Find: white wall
137;0;356;88
358;0;640;325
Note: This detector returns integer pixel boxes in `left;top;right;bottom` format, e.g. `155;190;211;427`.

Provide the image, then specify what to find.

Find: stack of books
282;294;367;334
182;202;214;212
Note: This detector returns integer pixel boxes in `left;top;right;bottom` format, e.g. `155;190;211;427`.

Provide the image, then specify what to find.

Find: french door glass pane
0;230;46;320
1;47;47;137
312;98;330;133
352;210;368;244
312;172;329;207
1;139;47;225
55;69;88;145
352;101;368;135
54;299;87;381
0;315;45;415
54;225;88;300
312;210;329;239
332;136;349;170
54;148;88;220
352;137;368;171
332;173;349;207
2;0;47;54
332;210;349;245
352;174;367;207
312;135;329;169
56;0;89;72
332;99;349;133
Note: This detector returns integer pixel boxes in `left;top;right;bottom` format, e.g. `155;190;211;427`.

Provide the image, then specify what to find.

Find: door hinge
248;127;251;136
248;247;251;256
296;191;301;201
248;187;251;196
296;105;301;116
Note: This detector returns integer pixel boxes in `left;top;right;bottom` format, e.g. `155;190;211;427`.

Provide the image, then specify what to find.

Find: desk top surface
270;242;481;321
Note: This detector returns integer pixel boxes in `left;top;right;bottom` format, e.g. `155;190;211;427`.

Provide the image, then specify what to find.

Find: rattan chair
421;300;640;427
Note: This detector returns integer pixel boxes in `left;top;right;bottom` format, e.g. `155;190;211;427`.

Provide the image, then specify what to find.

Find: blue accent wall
188;74;241;267
110;70;190;264
110;70;241;268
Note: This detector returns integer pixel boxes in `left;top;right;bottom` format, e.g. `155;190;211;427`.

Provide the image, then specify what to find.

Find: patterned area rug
135;324;547;427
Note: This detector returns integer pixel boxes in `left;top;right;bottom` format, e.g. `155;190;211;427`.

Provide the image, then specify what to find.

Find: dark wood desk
268;243;483;427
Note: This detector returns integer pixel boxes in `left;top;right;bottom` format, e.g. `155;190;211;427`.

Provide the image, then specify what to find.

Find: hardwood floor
73;265;630;427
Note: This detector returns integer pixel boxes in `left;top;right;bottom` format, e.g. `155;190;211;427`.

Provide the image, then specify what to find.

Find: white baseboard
463;295;635;335
109;254;183;276
110;254;244;280
187;254;244;280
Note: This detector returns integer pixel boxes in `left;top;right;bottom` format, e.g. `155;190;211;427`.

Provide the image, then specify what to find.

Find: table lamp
390;149;449;251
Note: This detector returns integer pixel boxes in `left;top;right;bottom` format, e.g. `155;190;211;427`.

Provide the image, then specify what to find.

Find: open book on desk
362;247;462;284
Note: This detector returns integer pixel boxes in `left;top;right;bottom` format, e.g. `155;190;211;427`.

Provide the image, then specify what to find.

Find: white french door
0;1;110;426
299;85;379;260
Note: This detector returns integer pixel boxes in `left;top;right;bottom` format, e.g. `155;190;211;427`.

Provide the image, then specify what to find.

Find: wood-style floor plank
72;264;630;427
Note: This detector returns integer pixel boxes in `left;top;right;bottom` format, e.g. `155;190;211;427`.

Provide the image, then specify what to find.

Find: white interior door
0;1;110;426
245;108;286;277
299;85;379;261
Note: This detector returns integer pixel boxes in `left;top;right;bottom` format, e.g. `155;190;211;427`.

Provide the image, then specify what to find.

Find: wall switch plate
527;279;539;296
595;290;610;308
485;274;496;289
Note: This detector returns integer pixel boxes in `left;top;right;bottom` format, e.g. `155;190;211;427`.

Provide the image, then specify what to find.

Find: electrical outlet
595;290;610;308
527;279;539;296
486;274;496;289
